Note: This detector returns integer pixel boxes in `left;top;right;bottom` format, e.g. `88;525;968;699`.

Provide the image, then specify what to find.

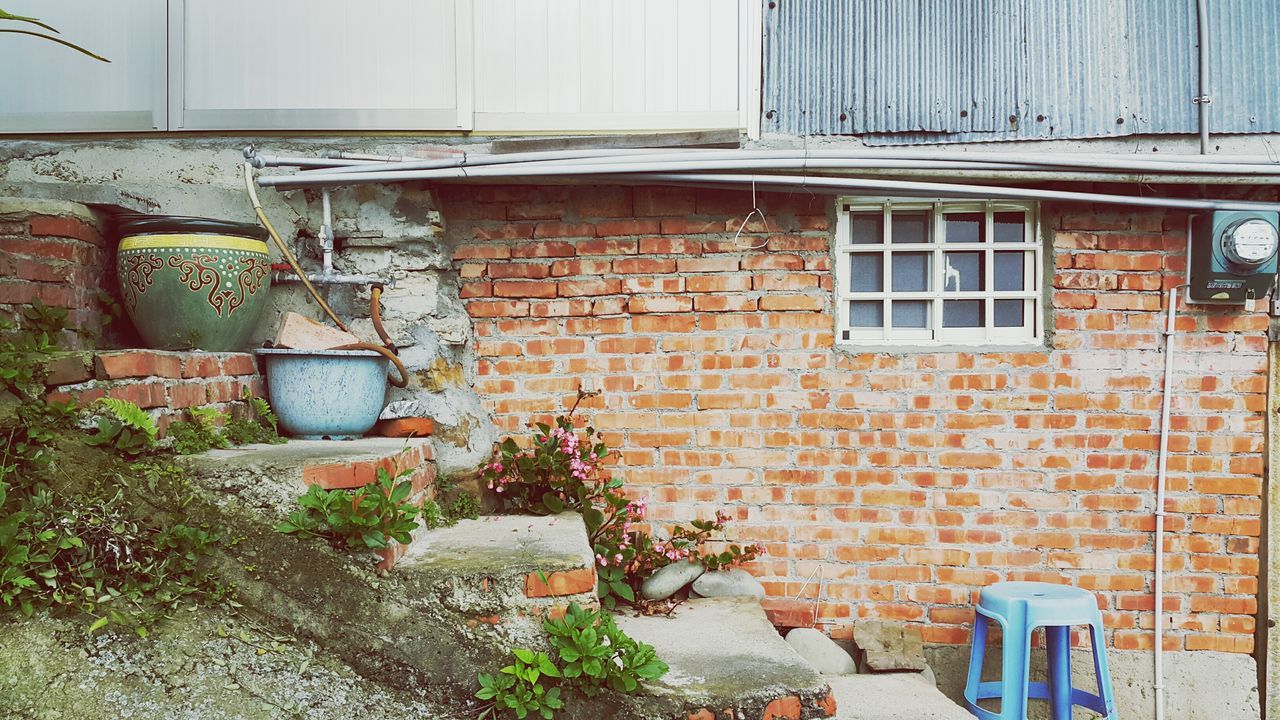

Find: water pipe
242;162;409;388
1154;282;1185;720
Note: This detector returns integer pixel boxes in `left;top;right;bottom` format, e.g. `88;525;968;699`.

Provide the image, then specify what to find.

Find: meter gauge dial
1220;218;1280;270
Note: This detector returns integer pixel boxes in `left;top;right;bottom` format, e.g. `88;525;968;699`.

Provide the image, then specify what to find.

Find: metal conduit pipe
290;147;1280;178
258;161;1280;210
292;147;689;176
260;158;1280;190
629;173;1280;212
1196;0;1213;155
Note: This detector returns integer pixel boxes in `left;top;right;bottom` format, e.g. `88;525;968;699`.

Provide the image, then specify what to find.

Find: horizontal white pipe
629;172;1280;212
259;156;1280;192
290;147;1280;178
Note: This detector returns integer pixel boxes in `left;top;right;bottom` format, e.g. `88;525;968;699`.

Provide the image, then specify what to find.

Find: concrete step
177;438;436;570
395;513;600;627
827;674;971;720
615;597;836;720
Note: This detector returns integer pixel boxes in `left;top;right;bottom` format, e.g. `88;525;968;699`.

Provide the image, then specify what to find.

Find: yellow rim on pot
119;233;268;254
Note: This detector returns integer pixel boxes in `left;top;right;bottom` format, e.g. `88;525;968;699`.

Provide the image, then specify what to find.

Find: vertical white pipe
1196;0;1212;154
1156;275;1185;720
320;189;334;276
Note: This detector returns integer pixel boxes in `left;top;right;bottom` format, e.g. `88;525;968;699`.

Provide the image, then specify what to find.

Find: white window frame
833;198;1044;350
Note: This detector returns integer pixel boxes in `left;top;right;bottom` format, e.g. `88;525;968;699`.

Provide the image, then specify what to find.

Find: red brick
375;417;435;437
761;695;802;720
524;567;597;598
95;351;183;380
28;215;102;245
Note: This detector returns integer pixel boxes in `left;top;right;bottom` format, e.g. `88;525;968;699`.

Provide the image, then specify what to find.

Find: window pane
849;254;883;292
994;211;1026;243
892;300;929;329
944;212;984;243
943;252;984;292
892;252;930;292
849;301;883;328
892;212;929;244
994;299;1025;327
994;252;1025;291
943;300;984;328
850;213;883;244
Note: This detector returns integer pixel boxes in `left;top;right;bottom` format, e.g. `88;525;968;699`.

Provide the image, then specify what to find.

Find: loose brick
524;568;597;598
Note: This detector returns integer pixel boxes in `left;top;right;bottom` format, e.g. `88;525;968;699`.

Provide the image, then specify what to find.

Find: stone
785;628;857;675
273;311;360;350
853;620;927;672
691;568;766;599
640;559;705;600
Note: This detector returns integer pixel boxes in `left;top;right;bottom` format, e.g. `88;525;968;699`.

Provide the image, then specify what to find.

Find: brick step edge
43;349;264;437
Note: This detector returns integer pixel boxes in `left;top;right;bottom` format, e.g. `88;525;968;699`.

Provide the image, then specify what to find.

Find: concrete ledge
616;597;834;719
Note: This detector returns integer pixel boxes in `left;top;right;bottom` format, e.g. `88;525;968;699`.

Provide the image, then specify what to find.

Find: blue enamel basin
255;348;389;440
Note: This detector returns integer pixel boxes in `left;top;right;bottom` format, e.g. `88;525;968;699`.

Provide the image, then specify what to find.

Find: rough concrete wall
444;185;1264;661
0;139;495;476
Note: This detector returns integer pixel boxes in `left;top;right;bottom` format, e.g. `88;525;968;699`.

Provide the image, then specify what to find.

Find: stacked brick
44;349;266;436
0;201;113;347
444;185;1263;656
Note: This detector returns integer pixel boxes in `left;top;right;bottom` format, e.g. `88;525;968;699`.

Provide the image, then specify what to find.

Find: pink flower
493;463;504;473
614;553;623;563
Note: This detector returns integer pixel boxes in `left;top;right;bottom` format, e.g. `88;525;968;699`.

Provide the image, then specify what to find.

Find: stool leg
1045;625;1073;720
1000;621;1029;720
1089;621;1118;718
965;610;988;704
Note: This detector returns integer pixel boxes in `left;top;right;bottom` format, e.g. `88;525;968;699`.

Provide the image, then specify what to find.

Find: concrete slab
398;512;594;578
827;674;970;720
615;597;832;714
177;438;433;517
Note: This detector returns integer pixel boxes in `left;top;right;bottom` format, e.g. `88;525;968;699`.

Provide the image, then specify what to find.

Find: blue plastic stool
963;582;1117;720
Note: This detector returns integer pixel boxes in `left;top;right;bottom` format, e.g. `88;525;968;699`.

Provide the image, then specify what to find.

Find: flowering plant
483;399;765;608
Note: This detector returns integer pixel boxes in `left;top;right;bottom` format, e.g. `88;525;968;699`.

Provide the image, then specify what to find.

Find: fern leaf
95;398;157;442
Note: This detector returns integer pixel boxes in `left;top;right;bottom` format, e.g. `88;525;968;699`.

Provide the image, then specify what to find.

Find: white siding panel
0;0;163;132
473;0;742;131
179;0;463;129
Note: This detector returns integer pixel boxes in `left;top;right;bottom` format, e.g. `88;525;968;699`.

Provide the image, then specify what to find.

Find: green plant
169;406;230;455
224;389;283;446
0;305;226;635
86;397;158;457
169;391;283;455
0;8;108;61
446;490;481;523
476;649;564;720
474;604;667;719
276;465;421;551
543;602;667;696
483;392;764;609
419;498;445;530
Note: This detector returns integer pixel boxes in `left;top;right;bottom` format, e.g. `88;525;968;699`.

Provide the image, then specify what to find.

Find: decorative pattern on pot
115;217;272;352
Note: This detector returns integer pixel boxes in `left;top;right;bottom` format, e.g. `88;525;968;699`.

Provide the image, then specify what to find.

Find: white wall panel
174;0;469;130
0;0;164;132
473;0;743;131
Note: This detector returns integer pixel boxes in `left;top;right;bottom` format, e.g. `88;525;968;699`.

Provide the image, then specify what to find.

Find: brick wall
443;184;1264;655
45;349;266;436
0;199;114;347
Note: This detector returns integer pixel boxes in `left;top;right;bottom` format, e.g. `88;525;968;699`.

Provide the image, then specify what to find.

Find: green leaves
85;398;158;457
477;605;666;719
0;8;108;62
276;462;422;557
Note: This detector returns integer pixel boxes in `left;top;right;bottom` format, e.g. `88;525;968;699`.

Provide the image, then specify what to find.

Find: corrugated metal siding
762;0;1280;143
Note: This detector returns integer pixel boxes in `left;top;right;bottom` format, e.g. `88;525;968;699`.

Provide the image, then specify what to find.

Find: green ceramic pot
116;215;272;351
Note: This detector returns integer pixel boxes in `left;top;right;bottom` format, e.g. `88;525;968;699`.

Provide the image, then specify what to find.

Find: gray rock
691;568;766;599
640;560;705;600
785;628;857;675
854;620;928;672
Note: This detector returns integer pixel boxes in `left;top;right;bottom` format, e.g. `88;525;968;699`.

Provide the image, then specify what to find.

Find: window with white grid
834;199;1043;348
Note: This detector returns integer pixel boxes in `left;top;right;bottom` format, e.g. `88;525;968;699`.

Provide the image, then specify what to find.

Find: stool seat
963;581;1116;720
978;581;1099;627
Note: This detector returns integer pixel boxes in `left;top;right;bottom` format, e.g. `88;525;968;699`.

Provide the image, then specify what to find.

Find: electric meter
1220;218;1279;268
1187;211;1280;304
